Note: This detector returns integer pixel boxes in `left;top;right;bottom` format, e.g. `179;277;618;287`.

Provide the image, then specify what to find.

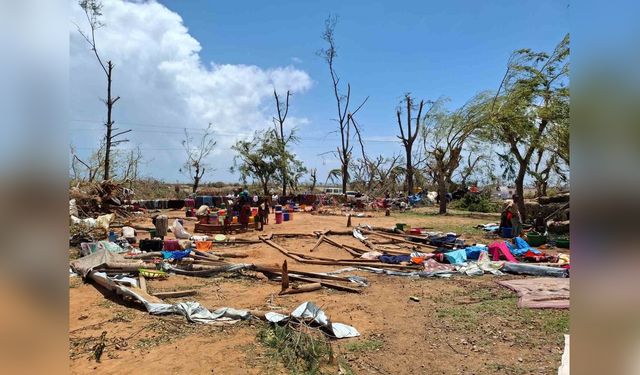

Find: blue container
108;230;117;242
501;227;513;238
283;212;290;221
202;196;213;206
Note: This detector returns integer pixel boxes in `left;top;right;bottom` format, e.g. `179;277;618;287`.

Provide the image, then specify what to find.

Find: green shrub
450;193;501;213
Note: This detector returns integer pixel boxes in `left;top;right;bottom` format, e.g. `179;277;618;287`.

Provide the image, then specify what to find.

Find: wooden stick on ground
138;275;147;293
361;229;437;251
279;283;322;295
310;235;326;252
151;290;197;298
281;260;289;292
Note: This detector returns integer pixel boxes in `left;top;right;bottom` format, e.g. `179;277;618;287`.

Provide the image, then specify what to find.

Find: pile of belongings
69;180;130;217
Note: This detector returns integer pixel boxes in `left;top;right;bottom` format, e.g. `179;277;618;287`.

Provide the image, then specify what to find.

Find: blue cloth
429;234;458;247
464;245;488;260
510;237;541;256
408;194;422;204
444;249;467;264
379;254;412;264
161;249;191;260
202;196;214;206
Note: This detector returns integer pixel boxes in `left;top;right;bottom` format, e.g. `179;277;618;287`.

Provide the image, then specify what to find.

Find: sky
69;0;569;184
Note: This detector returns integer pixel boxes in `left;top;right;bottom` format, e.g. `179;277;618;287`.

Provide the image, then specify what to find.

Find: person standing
264;201;271;224
253;193;259;205
271;192;279;205
239;198;251;230
257;202;266;231
507;195;523;237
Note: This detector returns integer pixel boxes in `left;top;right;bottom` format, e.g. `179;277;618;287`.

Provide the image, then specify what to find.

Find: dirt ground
69;208;569;374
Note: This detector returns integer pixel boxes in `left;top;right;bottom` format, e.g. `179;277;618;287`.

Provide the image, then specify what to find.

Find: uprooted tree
180;124;216;193
318;15;368;197
486;34;569;220
76;0;131;181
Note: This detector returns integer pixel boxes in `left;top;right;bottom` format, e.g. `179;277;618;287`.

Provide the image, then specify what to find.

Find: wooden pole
279;283;322;295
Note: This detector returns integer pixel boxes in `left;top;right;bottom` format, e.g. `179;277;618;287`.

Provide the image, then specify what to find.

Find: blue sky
159;0;568;181
70;0;569;183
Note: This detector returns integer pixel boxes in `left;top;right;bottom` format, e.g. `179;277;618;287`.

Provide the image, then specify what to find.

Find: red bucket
275;212;283;224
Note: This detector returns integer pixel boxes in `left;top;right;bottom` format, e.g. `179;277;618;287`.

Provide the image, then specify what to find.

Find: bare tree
318;15;368;197
121;146;144;188
272;89;305;197
180;124;216;193
76;0;131;181
309;168;318;192
70;142;105;182
396;94;428;196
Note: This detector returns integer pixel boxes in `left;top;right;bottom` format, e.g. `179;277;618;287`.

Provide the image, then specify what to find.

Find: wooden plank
138;275;147;293
310;235;325;252
152;290;197;298
361;229;437;251
279;283;322;295
253;265;354;283
281;260;289;292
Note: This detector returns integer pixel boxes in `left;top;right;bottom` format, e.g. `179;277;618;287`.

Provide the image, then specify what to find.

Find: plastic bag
95;214;115;231
171;219;191;239
69;199;78;217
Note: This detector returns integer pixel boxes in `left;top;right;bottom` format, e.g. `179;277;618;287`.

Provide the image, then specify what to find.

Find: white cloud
70;0;312;181
291;56;303;64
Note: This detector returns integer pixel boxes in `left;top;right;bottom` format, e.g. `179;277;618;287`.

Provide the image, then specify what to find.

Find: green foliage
231;129;306;194
231;130;280;194
450;193;501;213
257;323;334;375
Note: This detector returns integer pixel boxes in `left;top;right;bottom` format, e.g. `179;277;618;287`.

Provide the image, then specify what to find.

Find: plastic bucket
556;238;570;248
275;212;283;224
501;227;513;238
288;211;293;221
199;215;209;224
209;215;219;225
395;223;407;231
149;229;157;238
283;212;290;221
232;216;238;224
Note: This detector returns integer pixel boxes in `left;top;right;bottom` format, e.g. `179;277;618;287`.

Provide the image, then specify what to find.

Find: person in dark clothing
257;202;265;231
239;200;251;230
264;201;271;224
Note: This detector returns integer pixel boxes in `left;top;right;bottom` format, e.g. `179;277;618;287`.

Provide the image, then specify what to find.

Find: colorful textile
161;249;192;260
195;241;213;251
489;241;518;262
464;245;488;260
423;258;455;272
443;249;467;264
497;277;570;309
163;239;180;251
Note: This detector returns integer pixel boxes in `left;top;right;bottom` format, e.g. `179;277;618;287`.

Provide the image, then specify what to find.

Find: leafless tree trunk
76;1;130;181
273;89;290;197
309;168;317;192
397;94;425;196
181;124;216;193
319;15;368;197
